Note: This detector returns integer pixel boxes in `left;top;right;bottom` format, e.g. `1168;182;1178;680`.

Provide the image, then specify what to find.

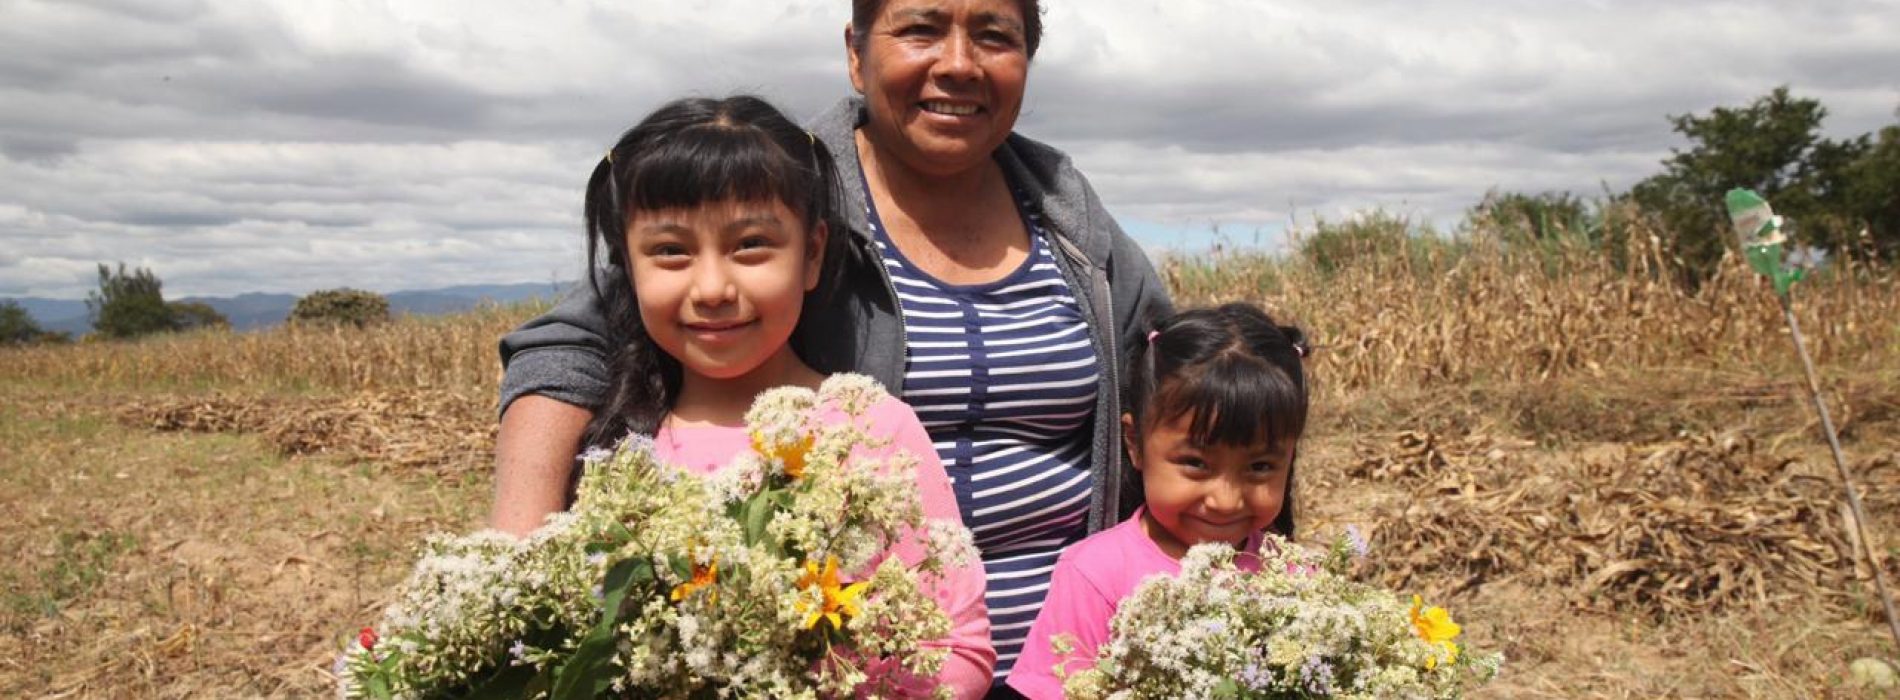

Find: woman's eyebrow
890;8;944;24
973;12;1023;34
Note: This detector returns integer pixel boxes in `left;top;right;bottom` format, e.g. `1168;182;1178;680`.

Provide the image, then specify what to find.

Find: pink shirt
655;395;994;699
1005;509;1264;700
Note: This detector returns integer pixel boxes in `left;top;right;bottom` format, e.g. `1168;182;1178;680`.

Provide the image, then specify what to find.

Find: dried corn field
0;302;536;397
3;227;1899;697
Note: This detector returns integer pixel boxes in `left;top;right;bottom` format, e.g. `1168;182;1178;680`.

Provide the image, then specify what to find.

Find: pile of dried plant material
116;394;284;433
1368;431;1900;617
118;390;495;472
1344;430;1530;481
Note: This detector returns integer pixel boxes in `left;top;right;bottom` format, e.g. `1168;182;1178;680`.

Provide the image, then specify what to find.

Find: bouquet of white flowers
337;375;976;699
1057;532;1500;699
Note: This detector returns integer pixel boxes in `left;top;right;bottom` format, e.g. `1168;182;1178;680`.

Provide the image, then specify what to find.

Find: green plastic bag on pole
1724;188;1804;296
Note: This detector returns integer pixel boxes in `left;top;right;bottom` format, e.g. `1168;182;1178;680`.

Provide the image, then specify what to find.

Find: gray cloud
2;0;1896;298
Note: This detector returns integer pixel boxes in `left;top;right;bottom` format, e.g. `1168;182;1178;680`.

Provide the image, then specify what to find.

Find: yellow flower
751;431;816;479
1410;595;1462;668
795;556;868;631
670;556;718;603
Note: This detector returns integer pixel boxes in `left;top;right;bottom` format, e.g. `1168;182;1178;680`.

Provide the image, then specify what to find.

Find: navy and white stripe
866;190;1099;680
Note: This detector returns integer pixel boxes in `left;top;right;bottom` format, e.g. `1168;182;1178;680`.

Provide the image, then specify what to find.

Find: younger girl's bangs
622;125;809;217
1153;355;1307;449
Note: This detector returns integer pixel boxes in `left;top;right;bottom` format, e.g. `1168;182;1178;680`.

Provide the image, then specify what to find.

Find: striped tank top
864;184;1100;681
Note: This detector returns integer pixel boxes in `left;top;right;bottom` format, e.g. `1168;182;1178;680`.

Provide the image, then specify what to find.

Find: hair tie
1146;330;1159;345
1294;342;1309;359
605;149;614;165
806;131;817;147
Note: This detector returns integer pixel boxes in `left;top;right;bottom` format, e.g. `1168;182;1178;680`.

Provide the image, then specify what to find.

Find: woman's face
848;0;1030;177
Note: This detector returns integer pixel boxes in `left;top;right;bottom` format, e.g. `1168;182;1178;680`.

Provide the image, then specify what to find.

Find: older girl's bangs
622;125;808;218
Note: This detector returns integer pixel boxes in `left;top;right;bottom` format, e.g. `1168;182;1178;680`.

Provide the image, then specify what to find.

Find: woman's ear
1120;413;1142;471
844;24;865;94
803;221;829;292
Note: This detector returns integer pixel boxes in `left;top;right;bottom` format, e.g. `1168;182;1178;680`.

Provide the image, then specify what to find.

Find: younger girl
1007;303;1308;699
501;95;993;697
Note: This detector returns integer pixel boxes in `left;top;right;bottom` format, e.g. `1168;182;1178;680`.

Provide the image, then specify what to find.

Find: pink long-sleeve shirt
654;394;994;699
1006;509;1265;700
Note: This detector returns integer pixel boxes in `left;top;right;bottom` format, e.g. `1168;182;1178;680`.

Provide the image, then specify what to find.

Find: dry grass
1165;214;1900;395
3;220;1899;697
0;302;541;396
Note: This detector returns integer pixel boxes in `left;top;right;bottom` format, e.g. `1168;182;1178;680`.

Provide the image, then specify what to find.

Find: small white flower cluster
339;374;966;699
1060;534;1502;700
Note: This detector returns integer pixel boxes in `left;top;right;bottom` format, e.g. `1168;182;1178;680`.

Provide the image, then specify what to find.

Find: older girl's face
847;0;1029;177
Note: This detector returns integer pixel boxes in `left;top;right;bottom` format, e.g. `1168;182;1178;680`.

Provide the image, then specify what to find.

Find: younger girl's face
1124;411;1294;560
626;198;825;385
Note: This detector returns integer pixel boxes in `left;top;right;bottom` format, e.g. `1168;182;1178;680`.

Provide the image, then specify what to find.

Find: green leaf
365;673;392;699
550;558;651;700
743;490;775;545
461;663;545;700
1212;678;1240;699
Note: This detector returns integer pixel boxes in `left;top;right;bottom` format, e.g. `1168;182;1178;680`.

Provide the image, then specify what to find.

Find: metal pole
1780;293;1900;650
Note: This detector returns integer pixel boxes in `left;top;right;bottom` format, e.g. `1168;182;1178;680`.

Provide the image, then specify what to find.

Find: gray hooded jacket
498;96;1173;533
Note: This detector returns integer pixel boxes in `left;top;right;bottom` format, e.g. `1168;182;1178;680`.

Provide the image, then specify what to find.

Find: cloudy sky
3;0;1896;299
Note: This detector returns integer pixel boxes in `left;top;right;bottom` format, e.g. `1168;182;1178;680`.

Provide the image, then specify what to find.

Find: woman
490;0;1171;691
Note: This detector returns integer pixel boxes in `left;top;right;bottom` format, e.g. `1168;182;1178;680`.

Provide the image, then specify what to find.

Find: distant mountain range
6;282;572;336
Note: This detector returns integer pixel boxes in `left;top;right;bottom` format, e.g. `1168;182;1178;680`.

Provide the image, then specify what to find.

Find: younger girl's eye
649;243;687;259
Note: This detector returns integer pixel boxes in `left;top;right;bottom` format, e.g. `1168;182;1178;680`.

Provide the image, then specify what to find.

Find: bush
168;301;229;332
1469;190;1598;245
1295;211;1462;277
86;263;177;339
289;288;391;328
1;300;46;345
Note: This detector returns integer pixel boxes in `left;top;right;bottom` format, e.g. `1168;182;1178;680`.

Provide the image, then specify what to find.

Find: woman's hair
579;95;847;455
851;0;1044;58
1123;302;1310;538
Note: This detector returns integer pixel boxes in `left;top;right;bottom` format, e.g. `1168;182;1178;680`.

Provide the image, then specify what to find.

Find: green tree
289;288;391;328
86;263;178;339
1628;87;1869;281
1;300;45;344
168;301;229;331
1840;121;1900;259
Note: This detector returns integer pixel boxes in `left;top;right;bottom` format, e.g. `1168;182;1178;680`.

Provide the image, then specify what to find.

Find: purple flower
1345;524;1370;558
508;640;529;665
1238;663;1273;690
1300;656;1335;695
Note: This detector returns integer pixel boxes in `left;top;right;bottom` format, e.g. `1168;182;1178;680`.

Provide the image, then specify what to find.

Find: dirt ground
3;369;1899;698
